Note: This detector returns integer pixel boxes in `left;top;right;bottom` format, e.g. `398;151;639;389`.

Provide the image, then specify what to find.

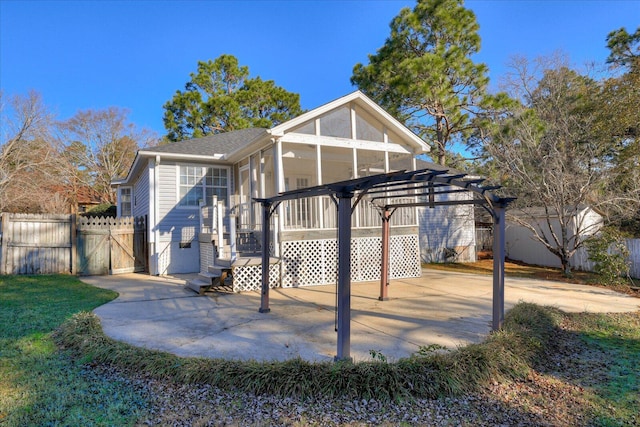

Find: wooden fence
625;239;640;280
0;213;147;276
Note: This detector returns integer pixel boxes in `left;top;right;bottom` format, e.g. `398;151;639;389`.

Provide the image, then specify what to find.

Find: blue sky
2;0;639;139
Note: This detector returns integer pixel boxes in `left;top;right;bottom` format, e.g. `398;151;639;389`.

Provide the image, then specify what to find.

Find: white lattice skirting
279;234;421;288
199;235;421;292
232;263;281;292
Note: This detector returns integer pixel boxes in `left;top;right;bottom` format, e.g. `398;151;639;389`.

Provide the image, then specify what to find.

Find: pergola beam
492;206;506;330
255;168;514;360
335;191;354;361
259;201;272;314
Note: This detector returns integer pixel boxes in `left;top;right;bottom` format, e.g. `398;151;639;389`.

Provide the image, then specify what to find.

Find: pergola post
336;191;353;361
259;201;271;313
492;205;506;330
379;208;391;301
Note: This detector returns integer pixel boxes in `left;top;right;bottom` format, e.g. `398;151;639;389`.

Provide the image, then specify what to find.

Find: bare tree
482;55;605;276
0;91;59;212
59;108;156;204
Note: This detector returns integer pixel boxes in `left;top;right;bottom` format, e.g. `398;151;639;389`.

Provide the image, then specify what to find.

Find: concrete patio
82;269;639;362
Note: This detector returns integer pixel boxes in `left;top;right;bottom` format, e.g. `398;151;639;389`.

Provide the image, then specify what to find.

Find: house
113;91;475;291
505;205;603;270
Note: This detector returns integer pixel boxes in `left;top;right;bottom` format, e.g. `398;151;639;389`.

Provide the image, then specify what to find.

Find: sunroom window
179;165;228;207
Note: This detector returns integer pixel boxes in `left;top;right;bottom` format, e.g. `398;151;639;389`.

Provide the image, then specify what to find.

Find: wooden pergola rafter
254;167;515;361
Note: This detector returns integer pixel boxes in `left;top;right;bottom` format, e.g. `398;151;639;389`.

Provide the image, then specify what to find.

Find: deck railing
281;195;417;230
219;195;418;232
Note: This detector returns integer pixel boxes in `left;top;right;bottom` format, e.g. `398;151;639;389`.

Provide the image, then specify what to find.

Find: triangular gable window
319;106;351;138
292;120;315;135
355;106;384;142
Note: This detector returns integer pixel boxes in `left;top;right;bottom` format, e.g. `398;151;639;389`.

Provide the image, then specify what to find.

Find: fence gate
77;216;147;276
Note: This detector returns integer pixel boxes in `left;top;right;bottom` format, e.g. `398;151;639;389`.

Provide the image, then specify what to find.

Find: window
319;106;351;138
355;107;384;142
179;165;228;207
120;187;132;217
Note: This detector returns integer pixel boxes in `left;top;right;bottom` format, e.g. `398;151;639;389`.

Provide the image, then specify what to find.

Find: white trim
152;156;160;275
118;186;133;217
275;139;285;236
316;144;323;227
114;151;226;186
279;132;412;154
352;148;359;228
350;106;357;140
268;91;429;153
139;151;225;161
175;163;231;209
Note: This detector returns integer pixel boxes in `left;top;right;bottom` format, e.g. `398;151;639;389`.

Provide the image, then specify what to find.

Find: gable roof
142;127;267;158
115;91;430;185
269;90;429;153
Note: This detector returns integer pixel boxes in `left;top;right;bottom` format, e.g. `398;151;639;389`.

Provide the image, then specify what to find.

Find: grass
424;257;601;283
2;272;639;425
564;312;640;425
0;275;148;426
424;257;639;296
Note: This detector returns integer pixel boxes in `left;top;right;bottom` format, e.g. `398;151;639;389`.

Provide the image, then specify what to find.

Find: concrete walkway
83;270;639;362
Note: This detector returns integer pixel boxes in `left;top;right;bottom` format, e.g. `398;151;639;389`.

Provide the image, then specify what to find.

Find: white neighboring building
416;160;477;263
418;191;476;263
505;205;603;269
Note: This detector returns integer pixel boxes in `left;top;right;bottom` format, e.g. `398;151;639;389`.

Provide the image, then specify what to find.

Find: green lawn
1;274;639;425
0;275;148;426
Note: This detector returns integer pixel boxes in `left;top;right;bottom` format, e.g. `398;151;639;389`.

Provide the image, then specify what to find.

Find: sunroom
195;91;430;291
232;106;422;234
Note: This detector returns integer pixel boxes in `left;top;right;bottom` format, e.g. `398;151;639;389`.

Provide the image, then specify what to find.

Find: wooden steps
186;266;232;295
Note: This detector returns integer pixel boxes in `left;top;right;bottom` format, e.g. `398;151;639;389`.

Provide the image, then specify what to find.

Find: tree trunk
561;256;573;277
436;116;446;166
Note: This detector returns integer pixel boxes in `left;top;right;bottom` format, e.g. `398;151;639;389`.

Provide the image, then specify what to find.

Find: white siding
506;221;563;268
132;167;149;218
418;191;476;263
505;207;603;270
156;161;199;274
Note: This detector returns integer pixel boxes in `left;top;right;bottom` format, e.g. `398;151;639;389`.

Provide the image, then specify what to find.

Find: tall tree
481;55;605;276
606;26;640;71
0;91;59;212
599;26;640;234
351;0;494;166
59;108;155;204
163;55;303;142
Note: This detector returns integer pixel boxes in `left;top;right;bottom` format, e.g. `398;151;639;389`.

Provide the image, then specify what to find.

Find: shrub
54;303;561;402
82;203;117;217
586;227;630;285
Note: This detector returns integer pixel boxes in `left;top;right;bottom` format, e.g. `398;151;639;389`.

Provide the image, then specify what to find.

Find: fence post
0;213;8;275
70;214;77;275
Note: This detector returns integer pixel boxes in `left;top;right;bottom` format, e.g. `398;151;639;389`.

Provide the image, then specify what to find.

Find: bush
82;203;117;217
586;227;630;285
54;303;561;402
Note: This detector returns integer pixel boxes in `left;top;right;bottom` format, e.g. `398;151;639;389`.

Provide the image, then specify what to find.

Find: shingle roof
145;128;268;157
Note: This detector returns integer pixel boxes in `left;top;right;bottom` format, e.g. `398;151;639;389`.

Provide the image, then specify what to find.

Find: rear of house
113;91;477;290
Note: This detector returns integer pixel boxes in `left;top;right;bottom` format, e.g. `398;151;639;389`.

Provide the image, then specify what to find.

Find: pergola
255;167;515;361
